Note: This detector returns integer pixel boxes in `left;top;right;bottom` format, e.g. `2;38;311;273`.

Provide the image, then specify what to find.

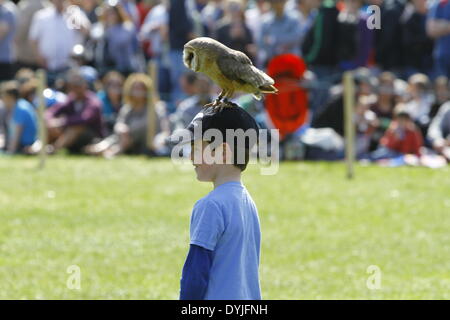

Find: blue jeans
368;147;403;161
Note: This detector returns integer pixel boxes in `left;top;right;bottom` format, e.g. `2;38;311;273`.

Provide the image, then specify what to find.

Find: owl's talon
204;99;221;109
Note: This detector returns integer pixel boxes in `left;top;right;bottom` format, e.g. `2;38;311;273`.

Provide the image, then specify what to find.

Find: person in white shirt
29;0;90;72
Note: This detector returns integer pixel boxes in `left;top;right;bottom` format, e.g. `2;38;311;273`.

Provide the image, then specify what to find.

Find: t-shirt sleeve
190;199;225;251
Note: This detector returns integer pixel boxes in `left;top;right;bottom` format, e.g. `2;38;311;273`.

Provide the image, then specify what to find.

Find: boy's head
393;104;413;128
0;81;20;110
185;105;259;182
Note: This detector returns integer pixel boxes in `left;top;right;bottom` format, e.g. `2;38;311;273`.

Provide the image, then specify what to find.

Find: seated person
403;73;434;136
369;107;423;161
85;73;169;157
355;95;379;158
45;69;104;154
170;74;214;131
427;102;450;161
97;71;124;135
0;81;38;154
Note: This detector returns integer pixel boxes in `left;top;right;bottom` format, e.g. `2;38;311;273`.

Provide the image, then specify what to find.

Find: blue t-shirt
9;99;37;147
189;181;261;300
429;0;450;58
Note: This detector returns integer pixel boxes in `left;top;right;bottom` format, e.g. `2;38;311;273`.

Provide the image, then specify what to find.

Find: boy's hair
179;105;260;172
1;81;20;100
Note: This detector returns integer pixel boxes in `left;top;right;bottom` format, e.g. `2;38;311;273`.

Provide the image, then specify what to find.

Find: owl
183;37;278;109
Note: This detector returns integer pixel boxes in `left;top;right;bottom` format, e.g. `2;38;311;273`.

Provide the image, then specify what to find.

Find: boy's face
190;140;232;182
191;140;219;182
396;116;410;129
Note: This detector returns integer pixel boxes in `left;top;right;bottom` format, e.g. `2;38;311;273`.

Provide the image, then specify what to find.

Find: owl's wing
217;50;274;88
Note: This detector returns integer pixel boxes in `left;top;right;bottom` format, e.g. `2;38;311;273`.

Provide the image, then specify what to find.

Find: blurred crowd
0;0;449;166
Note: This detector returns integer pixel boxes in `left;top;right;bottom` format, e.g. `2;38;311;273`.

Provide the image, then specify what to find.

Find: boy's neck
213;167;242;189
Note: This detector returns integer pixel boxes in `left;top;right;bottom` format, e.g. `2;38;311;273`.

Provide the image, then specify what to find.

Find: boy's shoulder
193;190;224;213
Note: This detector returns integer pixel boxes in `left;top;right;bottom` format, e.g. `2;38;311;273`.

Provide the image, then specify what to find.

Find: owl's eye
187;52;194;64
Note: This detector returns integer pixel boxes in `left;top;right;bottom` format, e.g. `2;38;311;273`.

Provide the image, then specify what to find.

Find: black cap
169;106;260;148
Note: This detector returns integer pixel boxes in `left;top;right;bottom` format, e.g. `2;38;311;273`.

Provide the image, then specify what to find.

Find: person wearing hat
175;105;262;300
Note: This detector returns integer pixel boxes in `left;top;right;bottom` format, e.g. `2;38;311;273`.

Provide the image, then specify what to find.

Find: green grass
0;156;449;299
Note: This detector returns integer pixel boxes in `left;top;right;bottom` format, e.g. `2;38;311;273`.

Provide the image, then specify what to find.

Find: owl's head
183;45;199;72
183;38;213;72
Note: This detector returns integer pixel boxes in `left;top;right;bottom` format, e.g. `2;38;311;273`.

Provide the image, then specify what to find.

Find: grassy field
0;156;449;299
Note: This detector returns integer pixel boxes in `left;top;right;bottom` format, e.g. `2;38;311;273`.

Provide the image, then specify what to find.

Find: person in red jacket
370;108;424;161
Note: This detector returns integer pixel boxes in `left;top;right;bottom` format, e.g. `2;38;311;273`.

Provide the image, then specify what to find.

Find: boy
178;106;262;300
370;107;423;161
0;81;37;154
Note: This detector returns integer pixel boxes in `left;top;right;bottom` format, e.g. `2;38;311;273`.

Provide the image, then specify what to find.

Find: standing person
400;0;433;78
373;0;405;74
427;0;450;78
296;0;321;50
120;0;139;26
0;0;17;81
14;0;47;71
258;0;302;66
168;0;196;106
301;0;340;79
139;0;171;102
336;0;374;71
201;0;225;37
29;0;90;84
178;106;262;300
245;0;270;58
80;0;99;24
91;1;138;75
0;81;38;154
216;0;255;61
